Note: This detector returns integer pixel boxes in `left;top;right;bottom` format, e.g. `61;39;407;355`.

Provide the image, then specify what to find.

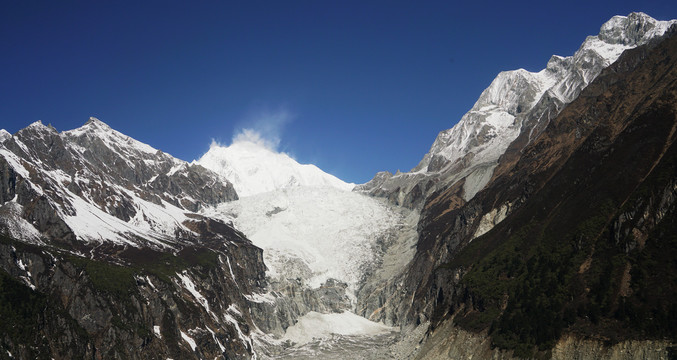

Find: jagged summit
22;120;56;133
0;117;237;246
197;137;354;197
0;129;10;143
64;116;161;156
360;12;676;207
83;116;112;129
598;12;674;45
422;13;676;173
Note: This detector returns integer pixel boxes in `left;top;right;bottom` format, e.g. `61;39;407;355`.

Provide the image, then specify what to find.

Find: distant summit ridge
0;117;237;246
359;12;677;208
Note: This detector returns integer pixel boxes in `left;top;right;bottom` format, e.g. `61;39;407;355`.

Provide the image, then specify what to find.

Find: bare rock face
0;228;267;359
398;25;677;359
0;117;237;247
358;13;677;210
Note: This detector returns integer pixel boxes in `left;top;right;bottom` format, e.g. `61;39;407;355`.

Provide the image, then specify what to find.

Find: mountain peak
21;120;58;136
63;117;160;156
598;12;676;46
84;116;112;130
197;139;354;197
362;12;677;208
0;129;10;143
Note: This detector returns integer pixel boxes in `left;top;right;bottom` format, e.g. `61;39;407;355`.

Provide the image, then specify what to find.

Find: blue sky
2;1;676;183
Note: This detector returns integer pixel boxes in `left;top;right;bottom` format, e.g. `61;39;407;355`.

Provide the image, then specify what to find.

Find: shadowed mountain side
406;26;677;358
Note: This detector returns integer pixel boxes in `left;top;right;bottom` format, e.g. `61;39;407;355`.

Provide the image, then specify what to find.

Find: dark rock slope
0;120;267;359
404;26;677;358
0;230;265;359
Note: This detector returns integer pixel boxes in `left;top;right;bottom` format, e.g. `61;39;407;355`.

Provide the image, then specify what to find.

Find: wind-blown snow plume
232;107;293;151
198;108;353;197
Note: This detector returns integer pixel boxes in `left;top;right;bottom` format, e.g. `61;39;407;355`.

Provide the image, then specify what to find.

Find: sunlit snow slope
204;186;404;293
197;137;354;197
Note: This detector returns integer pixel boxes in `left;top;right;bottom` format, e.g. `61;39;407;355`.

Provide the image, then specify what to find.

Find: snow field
205;186;402;293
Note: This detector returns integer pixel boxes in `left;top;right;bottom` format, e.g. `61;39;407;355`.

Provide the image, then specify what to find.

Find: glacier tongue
204;186;407;294
197;140;354;197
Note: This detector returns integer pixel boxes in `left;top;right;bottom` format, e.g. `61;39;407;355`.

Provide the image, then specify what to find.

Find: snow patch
224;313;256;359
244;292;276;304
0;129;10;143
0;201;44;243
282;311;396;345
180;330;197;351
206;326;226;353
226;256;236;281
227;304;242;316
177;271;212;316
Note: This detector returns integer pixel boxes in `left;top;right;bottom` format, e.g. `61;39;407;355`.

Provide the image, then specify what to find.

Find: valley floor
256;320;428;360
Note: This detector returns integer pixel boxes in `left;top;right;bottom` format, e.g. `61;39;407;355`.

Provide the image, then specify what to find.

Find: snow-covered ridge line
0;117;237;247
419;12;676;173
360;12;676;206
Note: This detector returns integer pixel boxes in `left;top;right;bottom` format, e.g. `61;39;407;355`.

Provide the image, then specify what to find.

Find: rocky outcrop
249;277;353;337
358;13;677;210
0;222;267;359
414;319;676;360
0;117;238;247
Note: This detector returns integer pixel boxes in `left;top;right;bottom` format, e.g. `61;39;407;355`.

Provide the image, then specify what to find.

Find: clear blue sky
2;1;676;183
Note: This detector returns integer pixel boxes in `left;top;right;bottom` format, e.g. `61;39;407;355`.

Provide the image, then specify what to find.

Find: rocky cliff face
357;13;677;210
0;119;273;358
399;24;677;358
0;228;267;359
0;117;237;248
412;318;676;360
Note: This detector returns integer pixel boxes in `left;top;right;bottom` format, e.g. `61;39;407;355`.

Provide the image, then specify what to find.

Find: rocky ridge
358;12;677;209
0;119;271;358
0;117;237;248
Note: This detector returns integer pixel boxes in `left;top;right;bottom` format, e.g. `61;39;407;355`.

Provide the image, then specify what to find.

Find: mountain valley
1;12;676;360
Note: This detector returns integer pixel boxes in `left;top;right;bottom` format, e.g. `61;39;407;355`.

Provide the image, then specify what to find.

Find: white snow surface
181;330;197;351
0;201;44;244
177;271;213;316
197;140;354;197
0;117;219;248
282;311;396;345
64;117;160;156
61;185;191;246
204;186;402;292
413;12;676;181
0;129;10;143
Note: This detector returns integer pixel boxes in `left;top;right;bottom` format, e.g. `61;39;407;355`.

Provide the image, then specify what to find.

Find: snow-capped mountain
359;12;677;207
197;137;354;197
196;135;416;342
0;117;238;248
0;118;273;359
0;129;10;143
